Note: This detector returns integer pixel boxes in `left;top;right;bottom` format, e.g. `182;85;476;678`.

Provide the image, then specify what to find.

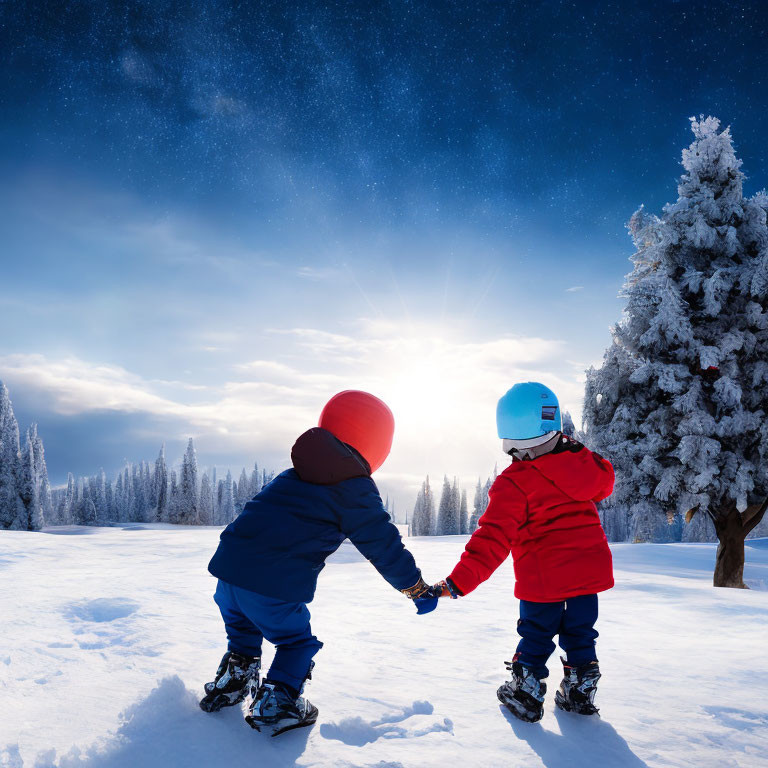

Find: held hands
401;577;461;615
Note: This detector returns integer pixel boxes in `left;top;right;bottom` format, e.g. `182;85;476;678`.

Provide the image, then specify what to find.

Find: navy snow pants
214;580;323;692
515;593;599;678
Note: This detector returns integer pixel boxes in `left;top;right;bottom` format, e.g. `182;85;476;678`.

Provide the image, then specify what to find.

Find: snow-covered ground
2;527;768;768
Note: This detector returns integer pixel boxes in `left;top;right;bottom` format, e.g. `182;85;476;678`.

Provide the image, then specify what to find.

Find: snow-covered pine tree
168;470;179;524
199;471;213;525
123;465;135;522
583;117;768;587
178;438;200;524
410;477;435;536
93;469;108;525
459;488;469;534
215;478;224;525
451;478;461;534
142;461;152;520
468;479;481;532
81;481;97;526
29;425;52;524
153;445;168;523
221;470;235;523
561;411;576;438
17;437;42;530
410;484;424;536
236;467;249;513
436;476;452;535
114;472;124;523
62;472;75;525
131;464;145;523
104;471;114;523
437;477;462;534
423;476;435;535
0;381;24;529
249;463;260;497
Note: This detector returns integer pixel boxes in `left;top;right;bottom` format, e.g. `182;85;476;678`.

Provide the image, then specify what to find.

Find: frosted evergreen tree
104;472;114;523
178;438;200;524
216;478;225;525
142;461;152;520
114;472;124;523
153;445;168;522
62;473;75;525
0;381;24;529
249;463;260;497
459;488;469;534
410;481;426;536
562;411;576;438
437;476;461;534
131;464;145;523
221;470;235;523
436;476;452;535
199;471;214;525
80;482;96;526
93;469;108;525
424;476;435;535
17;438;42;530
410;477;435;536
29;425;52;524
583;117;768;587
469;479;484;532
123;465;136;522
168;470;179;524
236;467;250;513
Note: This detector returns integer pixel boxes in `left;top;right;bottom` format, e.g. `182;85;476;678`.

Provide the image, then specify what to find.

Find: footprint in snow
320;700;453;746
65;597;139;623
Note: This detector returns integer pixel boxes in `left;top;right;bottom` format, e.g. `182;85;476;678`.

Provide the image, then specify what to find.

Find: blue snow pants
214;580;323;692
515;593;599;679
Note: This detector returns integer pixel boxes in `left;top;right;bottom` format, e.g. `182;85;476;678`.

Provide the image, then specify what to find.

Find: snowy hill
2;528;768;768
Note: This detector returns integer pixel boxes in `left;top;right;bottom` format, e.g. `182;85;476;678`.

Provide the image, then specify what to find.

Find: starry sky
2;1;767;509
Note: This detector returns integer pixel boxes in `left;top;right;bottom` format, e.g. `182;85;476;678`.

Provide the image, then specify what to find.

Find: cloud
0;320;587;505
566;285;584;292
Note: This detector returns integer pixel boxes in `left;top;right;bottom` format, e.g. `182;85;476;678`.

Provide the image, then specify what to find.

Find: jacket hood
528;437;609;502
291;427;371;485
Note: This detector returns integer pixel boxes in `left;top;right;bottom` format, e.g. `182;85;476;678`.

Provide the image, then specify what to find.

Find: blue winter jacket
208;427;421;603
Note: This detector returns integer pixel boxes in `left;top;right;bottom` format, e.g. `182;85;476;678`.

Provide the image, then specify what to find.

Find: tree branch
742;497;768;536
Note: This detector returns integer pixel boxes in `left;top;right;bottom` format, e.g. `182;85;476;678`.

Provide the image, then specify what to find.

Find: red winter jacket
449;437;615;603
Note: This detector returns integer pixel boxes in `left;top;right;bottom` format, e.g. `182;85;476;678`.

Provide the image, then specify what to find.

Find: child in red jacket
428;382;614;723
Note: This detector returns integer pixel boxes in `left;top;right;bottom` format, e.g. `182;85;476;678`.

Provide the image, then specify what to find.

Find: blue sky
1;1;767;506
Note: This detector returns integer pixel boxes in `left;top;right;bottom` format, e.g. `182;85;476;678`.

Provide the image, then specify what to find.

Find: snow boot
199;650;261;713
554;657;601;716
245;663;318;737
497;659;546;723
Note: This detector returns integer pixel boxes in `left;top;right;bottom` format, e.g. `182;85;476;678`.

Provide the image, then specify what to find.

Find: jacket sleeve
336;479;421;591
589;451;615;502
448;476;527;596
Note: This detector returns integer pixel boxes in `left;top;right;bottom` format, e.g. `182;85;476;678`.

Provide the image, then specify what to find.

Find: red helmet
318;390;395;473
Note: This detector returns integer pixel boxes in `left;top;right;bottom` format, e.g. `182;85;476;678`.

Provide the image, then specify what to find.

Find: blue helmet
496;382;561;439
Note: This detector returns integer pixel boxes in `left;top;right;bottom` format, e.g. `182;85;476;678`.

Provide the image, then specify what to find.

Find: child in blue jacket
201;390;433;735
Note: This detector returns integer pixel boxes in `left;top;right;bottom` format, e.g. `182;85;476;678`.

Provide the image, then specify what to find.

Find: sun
385;357;459;438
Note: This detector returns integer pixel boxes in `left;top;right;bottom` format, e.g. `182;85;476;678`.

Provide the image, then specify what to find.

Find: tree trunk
713;507;747;588
711;498;767;588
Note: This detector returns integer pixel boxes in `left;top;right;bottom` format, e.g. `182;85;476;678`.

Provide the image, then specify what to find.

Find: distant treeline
409;472;495;536
0;380;274;530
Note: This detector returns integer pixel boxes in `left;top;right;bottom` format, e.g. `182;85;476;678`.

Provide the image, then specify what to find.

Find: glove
401;577;461;614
